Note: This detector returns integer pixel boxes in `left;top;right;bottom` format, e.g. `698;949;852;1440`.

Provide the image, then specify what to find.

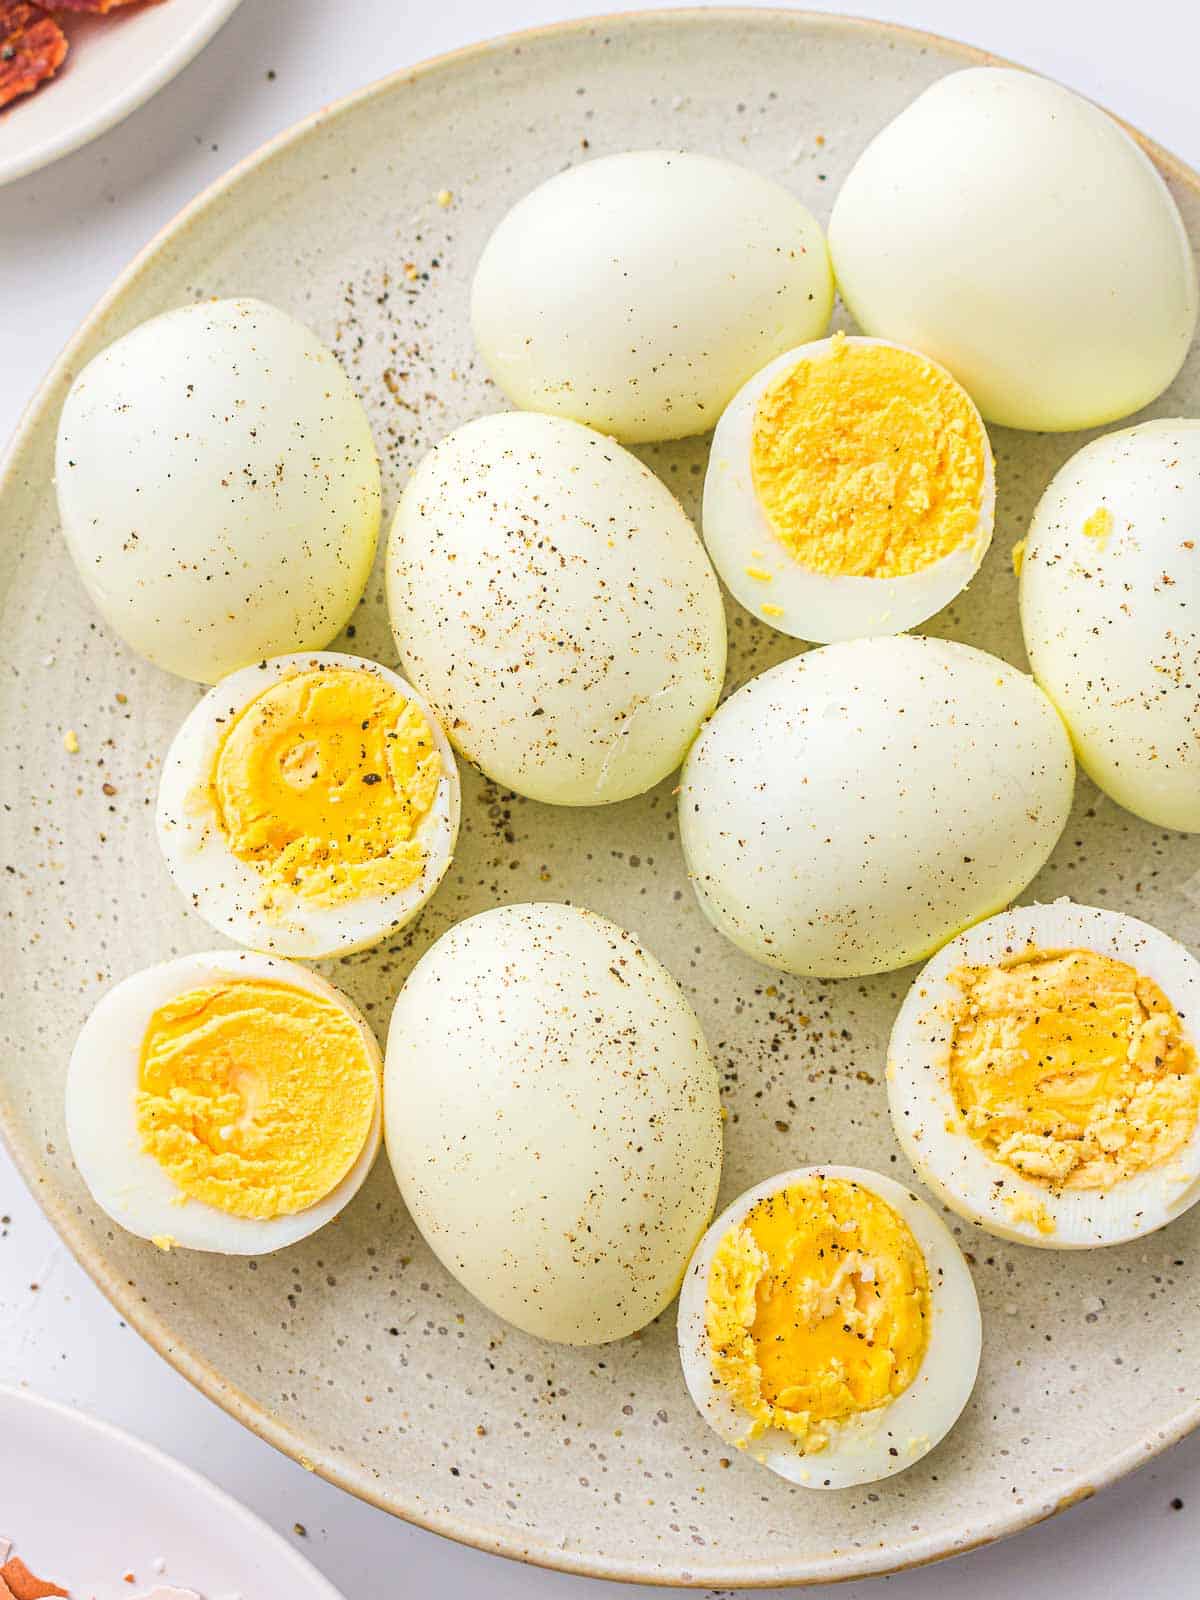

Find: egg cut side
887;901;1200;1247
66;951;383;1254
156;652;460;958
703;334;995;641
677;1166;981;1487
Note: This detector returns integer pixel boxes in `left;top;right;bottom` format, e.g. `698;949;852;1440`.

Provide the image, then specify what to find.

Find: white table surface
3;2;1199;1595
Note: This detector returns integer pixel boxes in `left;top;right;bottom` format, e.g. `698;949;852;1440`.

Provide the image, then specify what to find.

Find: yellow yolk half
704;1175;931;1454
136;979;378;1219
948;949;1200;1189
211;667;442;910
750;334;987;578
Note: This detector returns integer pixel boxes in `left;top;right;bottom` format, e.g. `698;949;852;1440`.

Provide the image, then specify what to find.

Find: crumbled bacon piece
0;1;67;109
51;0;145;10
0;1557;69;1600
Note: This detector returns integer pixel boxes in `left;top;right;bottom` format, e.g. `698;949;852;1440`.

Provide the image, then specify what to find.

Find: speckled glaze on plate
2;10;1199;1588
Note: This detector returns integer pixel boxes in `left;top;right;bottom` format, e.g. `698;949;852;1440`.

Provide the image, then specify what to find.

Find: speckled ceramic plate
3;10;1200;1589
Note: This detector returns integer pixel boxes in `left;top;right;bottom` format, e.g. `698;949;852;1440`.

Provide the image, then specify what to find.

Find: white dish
0;1384;345;1599
0;0;244;188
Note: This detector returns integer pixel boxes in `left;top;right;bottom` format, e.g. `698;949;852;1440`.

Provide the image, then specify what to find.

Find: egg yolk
750;333;987;578
948;949;1200;1189
136;980;378;1219
211;667;442;910
704;1175;930;1454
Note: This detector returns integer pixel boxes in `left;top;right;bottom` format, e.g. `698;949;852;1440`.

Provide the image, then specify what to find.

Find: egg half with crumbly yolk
888;901;1200;1247
65;951;382;1254
701;333;995;642
676;1167;981;1487
156;652;460;958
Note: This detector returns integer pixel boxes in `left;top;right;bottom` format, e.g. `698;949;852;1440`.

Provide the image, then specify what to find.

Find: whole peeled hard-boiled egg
703;333;994;640
829;68;1197;431
1020;419;1200;832
387;411;726;805
888;901;1200;1247
679;635;1074;977
56;298;381;683
66;951;382;1254
677;1166;981;1486
471;150;833;443
384;902;723;1344
156;652;460;958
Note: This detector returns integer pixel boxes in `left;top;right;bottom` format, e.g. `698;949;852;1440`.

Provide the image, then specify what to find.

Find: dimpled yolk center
212;667;442;910
136;980;377;1219
704;1176;931;1454
750;334;987;578
949;949;1200;1190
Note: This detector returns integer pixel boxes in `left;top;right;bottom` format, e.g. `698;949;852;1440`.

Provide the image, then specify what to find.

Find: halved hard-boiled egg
888;901;1200;1247
677;1166;980;1486
157;653;460;958
703;333;994;641
66;951;382;1254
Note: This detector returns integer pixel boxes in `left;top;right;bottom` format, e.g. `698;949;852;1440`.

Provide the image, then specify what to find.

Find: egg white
1020;419;1200;833
676;1165;981;1488
156;652;461;958
384;901;723;1344
471;150;833;443
679;635;1075;978
829;68;1197;431
56;298;381;684
702;337;995;642
65;951;383;1255
887;900;1200;1247
387;411;726;806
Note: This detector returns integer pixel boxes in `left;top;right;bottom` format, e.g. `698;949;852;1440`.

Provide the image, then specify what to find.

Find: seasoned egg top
705;1174;931;1454
948;948;1200;1190
211;665;442;910
750;333;988;578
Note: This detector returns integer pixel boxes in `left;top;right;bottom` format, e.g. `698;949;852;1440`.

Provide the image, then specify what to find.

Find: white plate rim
0;0;246;188
2;8;1198;1587
0;1382;348;1598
